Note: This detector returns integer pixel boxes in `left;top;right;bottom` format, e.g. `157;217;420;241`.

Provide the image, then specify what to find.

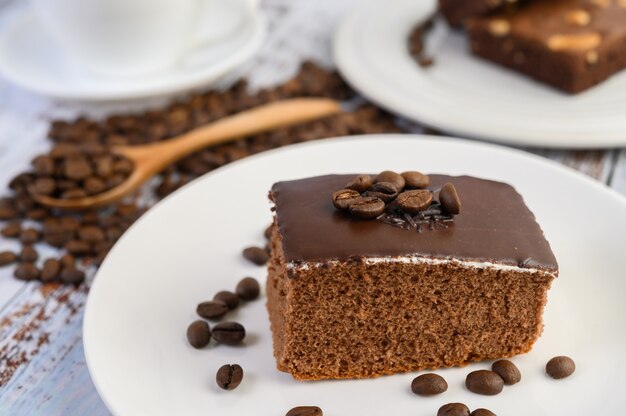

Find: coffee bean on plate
0;251;18;267
20;245;39;263
214;290;240;310
187;320;211;349
401;171;429;189
332;189;361;210
374;170;405;190
470;409;497;416
41;259;61;282
345;174;372;193
546;356;575;379
396;190;432;213
236;277;260;301
286;406;323;416
14;263;40;281
465;370;504;395
242;246;269;265
196;300;228;320
491;359;521;385
348;197;385;219
212;321;245;345
439;182;461;215
411;373;448;395
438;403;470;416
60;267;85;284
216;364;244;390
365;182;399;202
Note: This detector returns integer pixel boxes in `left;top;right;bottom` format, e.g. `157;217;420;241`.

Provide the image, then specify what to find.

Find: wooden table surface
1;0;625;414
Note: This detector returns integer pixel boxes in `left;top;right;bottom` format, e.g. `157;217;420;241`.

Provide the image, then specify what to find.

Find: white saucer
0;5;266;101
334;0;626;148
84;135;626;415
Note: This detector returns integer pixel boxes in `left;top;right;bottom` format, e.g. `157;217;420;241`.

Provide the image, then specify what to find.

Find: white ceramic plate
0;3;265;101
84;135;626;415
333;0;626;148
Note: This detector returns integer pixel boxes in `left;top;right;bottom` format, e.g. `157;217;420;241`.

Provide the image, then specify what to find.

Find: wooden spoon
31;98;341;210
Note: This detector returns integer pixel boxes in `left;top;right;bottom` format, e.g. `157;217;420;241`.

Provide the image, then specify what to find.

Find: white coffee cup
30;0;257;77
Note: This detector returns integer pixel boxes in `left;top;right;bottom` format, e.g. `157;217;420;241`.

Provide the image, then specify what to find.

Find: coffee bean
332;188;361;210
0;205;18;220
1;222;22;238
491;359;521;385
84;177;107;194
32;155;54;175
0;251;18;267
439;182;461;215
62;189;88;199
64;157;93;180
286;406;323;416
20;228;40;245
20;246;39;263
411;373;447;395
364;182;399;202
215;364;244;390
345;174;372;192
546;356;575;379
396;190;433;213
65;240;92;255
26;208;48;221
60;254;76;269
197;300;228;320
33;177;56;196
236;277;260;301
41;259;61;282
465;370;504;395
187;320;211;349
214;291;240;310
242;246;269;265
349;197;385;219
470;409;497;416
78;226;105;244
14;263;40;281
60;267;85;284
437;403;470;416
212;321;245;345
264;224;273;239
374;170;405;190
402;171;430;189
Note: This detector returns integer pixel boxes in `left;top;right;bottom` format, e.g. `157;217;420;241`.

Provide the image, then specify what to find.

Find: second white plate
334;0;626;148
84;135;626;415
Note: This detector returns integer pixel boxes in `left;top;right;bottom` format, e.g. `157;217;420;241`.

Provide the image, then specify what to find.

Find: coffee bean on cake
470;409;497;416
491;359;521;385
286;406;323;416
216;364;244;390
365;182;399;202
242;246;269;265
374;170;405;190
187;320;211;349
196;300;229;320
345;174;372;193
465;370;504;395
546;356;575;379
214;291;240;310
348;197;385;219
396;190;433;213
332;189;362;210
439;182;461;215
212;322;246;345
0;251;18;267
411;373;448;395
402;171;430;188
236;277;260;301
438;403;470;416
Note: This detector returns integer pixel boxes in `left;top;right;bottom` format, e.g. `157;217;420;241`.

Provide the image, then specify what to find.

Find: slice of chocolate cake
467;0;626;93
266;172;558;381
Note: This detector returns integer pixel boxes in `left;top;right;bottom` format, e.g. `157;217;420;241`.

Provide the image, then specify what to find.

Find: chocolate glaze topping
270;174;558;273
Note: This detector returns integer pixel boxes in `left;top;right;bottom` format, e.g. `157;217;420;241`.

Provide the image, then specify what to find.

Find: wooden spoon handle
121;98;341;170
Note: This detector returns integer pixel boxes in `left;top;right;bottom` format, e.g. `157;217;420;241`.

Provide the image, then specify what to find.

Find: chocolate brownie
467;0;626;93
439;0;514;26
266;174;558;380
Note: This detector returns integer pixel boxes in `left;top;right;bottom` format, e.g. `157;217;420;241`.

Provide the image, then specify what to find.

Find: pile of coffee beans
332;171;461;232
0;61;404;285
187;276;259;348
